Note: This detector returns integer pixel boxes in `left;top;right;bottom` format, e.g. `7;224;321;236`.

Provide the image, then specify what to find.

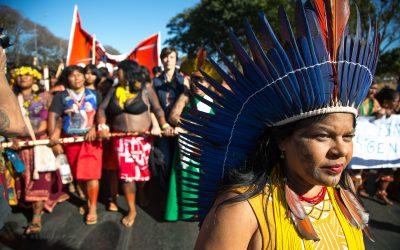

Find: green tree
376;48;400;80
166;0;399;58
0;5;120;71
166;0;293;58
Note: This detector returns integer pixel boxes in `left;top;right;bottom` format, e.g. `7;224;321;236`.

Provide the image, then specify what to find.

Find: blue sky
3;0;199;54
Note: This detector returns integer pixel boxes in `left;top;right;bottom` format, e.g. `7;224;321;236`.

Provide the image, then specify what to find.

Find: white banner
350;115;400;169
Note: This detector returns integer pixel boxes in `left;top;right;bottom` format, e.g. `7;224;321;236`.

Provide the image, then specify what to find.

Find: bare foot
121;212;137;227
108;202;118;212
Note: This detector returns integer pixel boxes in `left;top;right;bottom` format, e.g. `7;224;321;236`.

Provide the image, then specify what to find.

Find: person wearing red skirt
48;65;102;225
97;60;174;227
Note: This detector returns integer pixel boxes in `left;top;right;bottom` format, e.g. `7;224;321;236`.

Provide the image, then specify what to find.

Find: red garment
102;140;118;171
113;136;152;182
15;134;69;212
64;140;102;180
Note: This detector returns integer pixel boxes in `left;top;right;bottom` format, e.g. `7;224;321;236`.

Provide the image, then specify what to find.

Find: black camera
0;28;13;49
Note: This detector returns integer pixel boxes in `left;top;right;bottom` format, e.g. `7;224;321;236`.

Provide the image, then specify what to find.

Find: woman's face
161;52;177;71
117;68;125;83
85;70;97;85
68;70;85;90
279;113;355;189
16;74;35;90
191;77;210;96
383;96;399;110
368;84;378;98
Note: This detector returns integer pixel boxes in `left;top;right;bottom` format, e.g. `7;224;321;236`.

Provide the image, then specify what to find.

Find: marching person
97;60;172;227
152;47;189;212
374;87;399;205
48;65;103;225
10;64;68;235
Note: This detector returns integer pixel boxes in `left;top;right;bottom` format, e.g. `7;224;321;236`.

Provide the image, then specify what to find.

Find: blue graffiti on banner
350;115;400;169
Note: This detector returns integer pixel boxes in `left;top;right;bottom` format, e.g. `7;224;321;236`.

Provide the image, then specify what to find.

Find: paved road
0;177;399;249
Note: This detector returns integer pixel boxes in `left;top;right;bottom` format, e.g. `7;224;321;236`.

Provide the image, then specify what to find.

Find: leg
78;180;88;215
137;182;148;207
121;181;137;227
86;180;99;224
25;201;44;235
376;175;394;205
108;170;119;211
77;181;86;200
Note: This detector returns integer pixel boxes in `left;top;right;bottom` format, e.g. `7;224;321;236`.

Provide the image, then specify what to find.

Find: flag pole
66;5;78;66
157;31;162;67
92;34;96;65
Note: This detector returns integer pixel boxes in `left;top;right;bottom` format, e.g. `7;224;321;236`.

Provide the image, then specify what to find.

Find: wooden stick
0;132;151;149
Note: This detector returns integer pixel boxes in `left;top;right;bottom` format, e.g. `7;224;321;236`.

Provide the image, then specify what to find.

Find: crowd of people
0;44;222;234
0;1;399;248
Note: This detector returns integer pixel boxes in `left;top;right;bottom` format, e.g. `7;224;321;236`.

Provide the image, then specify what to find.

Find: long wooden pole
0;132;151;149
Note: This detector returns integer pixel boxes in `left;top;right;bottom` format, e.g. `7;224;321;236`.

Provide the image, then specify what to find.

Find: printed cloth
49;88;100;135
113;136;152;182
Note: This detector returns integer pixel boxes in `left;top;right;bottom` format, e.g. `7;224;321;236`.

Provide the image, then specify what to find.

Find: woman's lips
325;164;343;174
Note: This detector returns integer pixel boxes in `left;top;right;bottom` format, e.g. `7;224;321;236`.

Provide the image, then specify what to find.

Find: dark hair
84;64;101;87
375;86;399;105
221;113;356;204
64;65;84;86
54;68;68;87
139;66;151;83
117;60;144;92
97;67;110;79
152;66;162;76
160;47;178;60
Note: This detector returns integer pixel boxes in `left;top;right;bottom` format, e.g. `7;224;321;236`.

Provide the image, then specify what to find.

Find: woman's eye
315;134;329;139
343;134;355;141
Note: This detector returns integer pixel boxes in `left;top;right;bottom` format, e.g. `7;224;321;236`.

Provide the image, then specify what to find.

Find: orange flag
126;33;160;77
66;6;94;66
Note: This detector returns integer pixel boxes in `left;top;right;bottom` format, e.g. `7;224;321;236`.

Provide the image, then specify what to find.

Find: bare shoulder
195;191;258;250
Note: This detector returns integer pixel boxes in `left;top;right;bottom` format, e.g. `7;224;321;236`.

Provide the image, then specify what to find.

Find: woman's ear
277;138;288;152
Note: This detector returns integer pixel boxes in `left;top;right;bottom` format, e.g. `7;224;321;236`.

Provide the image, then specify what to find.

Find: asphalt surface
0;171;399;250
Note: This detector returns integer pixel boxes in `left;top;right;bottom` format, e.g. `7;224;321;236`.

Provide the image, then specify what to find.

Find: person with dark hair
84;64;101;90
49;67;68;94
373;87;399;205
152;47;189;213
179;0;380;248
152;66;162;78
349;82;382;198
97;60;172;227
0;48;27;230
48;65;103;225
9;63;69;235
97;67;114;98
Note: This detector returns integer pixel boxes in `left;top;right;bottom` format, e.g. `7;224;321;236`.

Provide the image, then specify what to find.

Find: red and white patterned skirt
112;136;152;182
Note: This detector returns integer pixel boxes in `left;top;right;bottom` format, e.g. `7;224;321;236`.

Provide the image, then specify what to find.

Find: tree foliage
166;0;399;59
0;5;68;70
166;0;293;58
376;48;400;80
0;5;120;71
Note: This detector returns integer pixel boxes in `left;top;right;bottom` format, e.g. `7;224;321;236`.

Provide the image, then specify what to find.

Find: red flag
126;33;160;77
66;6;94;66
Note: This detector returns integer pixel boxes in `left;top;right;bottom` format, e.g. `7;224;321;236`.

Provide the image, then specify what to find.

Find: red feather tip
311;0;350;61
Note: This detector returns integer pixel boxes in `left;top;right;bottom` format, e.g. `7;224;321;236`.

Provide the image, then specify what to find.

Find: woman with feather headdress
179;0;380;249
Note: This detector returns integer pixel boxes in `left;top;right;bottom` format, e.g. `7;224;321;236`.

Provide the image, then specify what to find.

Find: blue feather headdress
179;0;380;221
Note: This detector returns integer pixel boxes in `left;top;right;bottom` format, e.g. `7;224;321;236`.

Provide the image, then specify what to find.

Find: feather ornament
285;183;320;240
310;0;350;61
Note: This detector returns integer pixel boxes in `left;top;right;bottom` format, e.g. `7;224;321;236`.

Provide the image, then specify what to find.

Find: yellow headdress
11;66;42;80
179;48;222;83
